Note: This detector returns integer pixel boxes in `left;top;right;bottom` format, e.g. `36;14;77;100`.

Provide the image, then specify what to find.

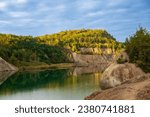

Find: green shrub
125;27;150;72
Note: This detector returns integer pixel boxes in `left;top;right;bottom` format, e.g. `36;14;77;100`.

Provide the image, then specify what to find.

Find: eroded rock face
72;53;114;67
80;48;94;54
80;47;114;55
100;63;144;89
85;74;150;100
0;57;18;72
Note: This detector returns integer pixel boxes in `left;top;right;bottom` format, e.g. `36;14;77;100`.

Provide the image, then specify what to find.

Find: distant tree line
0;34;69;66
0;29;123;66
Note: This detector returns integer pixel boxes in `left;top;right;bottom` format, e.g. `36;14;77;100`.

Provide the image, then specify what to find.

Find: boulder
100;63;144;89
85;74;150;100
0;57;18;72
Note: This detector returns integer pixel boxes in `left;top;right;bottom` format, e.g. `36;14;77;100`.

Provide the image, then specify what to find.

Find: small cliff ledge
0;57;18;72
100;63;144;89
85;73;150;100
72;52;114;67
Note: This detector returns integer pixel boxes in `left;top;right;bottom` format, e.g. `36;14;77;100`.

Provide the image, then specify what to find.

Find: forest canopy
0;29;123;67
38;29;123;52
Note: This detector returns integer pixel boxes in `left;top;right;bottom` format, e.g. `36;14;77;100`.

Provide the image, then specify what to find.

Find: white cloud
0;0;27;11
36;3;50;12
86;8;127;17
0;1;8;10
9;11;29;18
86;11;105;17
55;5;66;12
76;0;100;11
0;20;11;24
14;0;27;4
12;18;34;26
107;0;126;7
35;2;66;15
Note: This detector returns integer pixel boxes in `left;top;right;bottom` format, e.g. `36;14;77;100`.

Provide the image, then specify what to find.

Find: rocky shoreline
0;57;18;72
0;57;18;85
85;63;150;100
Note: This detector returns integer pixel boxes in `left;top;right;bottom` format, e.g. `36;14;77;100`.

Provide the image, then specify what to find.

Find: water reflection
0;67;103;100
0;71;16;85
72;64;108;76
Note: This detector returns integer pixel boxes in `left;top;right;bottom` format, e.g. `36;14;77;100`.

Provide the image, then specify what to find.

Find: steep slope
0;57;18;71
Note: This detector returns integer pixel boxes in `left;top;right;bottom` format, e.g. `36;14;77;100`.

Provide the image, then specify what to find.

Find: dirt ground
85;74;150;100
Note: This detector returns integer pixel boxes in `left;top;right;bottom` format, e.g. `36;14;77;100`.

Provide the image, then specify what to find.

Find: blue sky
0;0;150;42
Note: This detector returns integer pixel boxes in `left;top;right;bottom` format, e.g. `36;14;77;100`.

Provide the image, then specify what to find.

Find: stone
72;53;114;67
0;57;18;72
85;74;150;100
100;63;144;89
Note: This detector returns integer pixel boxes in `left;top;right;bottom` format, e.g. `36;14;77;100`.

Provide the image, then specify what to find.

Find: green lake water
0;68;102;100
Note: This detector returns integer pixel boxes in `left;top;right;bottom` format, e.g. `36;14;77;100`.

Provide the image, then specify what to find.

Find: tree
125;27;150;72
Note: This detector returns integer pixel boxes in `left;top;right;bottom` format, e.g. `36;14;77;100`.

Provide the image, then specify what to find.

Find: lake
0;67;104;100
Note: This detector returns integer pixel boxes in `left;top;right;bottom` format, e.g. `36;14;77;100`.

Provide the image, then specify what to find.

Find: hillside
0;34;69;67
0;29;123;67
38;29;123;53
0;57;18;72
